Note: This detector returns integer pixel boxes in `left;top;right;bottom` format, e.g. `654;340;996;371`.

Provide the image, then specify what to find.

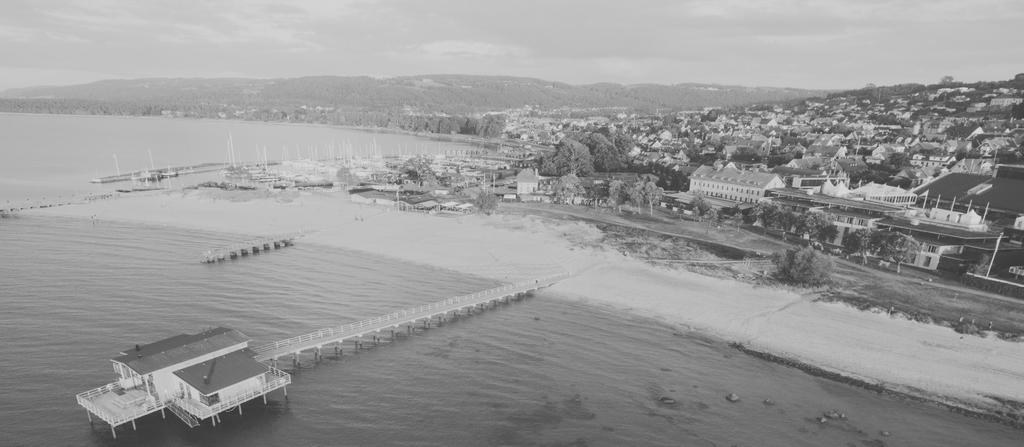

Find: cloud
0;0;1022;90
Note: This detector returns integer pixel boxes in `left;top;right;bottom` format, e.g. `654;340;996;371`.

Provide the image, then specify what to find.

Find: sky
1;0;1023;91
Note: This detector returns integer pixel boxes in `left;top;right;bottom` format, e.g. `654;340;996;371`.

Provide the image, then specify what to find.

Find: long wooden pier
200;234;299;263
252;273;568;365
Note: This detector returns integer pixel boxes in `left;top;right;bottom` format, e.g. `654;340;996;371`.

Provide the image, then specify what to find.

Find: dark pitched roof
769;188;906;214
771;166;824;176
113;327;250;375
875;218;1002;240
173;349;268;395
914;173;1024;214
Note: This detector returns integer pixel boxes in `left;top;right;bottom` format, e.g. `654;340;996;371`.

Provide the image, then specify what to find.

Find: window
201;392;221;406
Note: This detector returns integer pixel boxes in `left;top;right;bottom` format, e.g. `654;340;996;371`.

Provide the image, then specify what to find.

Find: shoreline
729;343;1024;430
26;188;1024;429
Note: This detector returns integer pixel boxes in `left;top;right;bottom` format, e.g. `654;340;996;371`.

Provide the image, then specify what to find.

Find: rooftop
515;169;540;183
113;327;250;376
914;173;1024;214
850;182;918;197
173;348;268;396
769;188;906;214
692;165;781;188
876;218;1003;240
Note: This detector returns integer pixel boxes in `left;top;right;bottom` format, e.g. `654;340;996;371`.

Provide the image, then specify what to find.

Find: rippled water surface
1;114;1022;446
1;215;1022;447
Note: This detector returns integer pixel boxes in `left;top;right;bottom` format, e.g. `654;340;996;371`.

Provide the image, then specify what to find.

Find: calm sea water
1;114;1022;446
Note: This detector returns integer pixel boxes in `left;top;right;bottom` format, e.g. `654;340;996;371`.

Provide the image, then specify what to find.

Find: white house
516;168;541;196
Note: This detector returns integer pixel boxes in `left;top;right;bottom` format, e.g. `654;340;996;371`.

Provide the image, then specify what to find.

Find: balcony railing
173;367;291;420
76;382;163;427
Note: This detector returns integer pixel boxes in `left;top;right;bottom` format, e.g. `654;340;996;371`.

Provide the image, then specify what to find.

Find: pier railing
252;272;569;359
76;382;163;427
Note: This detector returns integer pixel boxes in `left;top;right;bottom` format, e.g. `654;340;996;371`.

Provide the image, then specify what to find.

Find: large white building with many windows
689;165;785;204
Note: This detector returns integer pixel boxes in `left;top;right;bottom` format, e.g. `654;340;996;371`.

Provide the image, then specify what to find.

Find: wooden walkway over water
74;272;568;438
252;273;568;365
200;234;299;263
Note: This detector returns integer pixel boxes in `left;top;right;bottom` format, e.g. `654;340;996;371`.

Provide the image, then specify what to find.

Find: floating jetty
200;234;299;263
75;273;567;438
1;199;73;216
91;162;228;184
1;193;117;216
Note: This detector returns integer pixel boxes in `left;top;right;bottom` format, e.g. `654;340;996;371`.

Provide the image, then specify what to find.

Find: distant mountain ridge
0;75;825;113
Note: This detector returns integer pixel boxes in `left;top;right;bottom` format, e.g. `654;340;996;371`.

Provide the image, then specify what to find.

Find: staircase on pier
166;399;200;428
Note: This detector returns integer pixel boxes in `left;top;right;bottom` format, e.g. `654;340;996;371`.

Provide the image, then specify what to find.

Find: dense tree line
0;98;508;138
2;75;824;115
538;129;635;177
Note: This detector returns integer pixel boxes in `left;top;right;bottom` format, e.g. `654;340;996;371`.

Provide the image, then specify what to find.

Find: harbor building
76;327;290;438
689;165;785;204
875;206;1008;272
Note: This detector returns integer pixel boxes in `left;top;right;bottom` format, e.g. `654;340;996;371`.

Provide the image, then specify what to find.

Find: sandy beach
31;189;1024;420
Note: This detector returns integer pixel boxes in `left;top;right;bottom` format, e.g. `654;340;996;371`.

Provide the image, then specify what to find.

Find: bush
473;190;499;215
773;247;833;286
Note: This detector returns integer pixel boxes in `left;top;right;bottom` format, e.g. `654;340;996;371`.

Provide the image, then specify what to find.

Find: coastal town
7;1;1024;445
273;75;1024;303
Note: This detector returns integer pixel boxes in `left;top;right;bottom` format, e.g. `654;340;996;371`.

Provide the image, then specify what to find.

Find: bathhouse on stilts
76;327;290;438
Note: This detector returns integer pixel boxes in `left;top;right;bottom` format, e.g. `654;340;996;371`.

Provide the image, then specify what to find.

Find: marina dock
200;234;299;263
90;162;228;184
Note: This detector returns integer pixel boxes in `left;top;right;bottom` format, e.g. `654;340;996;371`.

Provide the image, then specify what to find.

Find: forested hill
0;75;823;114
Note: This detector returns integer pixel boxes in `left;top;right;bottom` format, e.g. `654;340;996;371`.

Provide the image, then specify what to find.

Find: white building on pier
76;327;290;438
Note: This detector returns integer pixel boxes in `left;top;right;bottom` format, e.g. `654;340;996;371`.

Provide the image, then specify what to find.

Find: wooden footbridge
200;234;299;263
252;273;569;366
